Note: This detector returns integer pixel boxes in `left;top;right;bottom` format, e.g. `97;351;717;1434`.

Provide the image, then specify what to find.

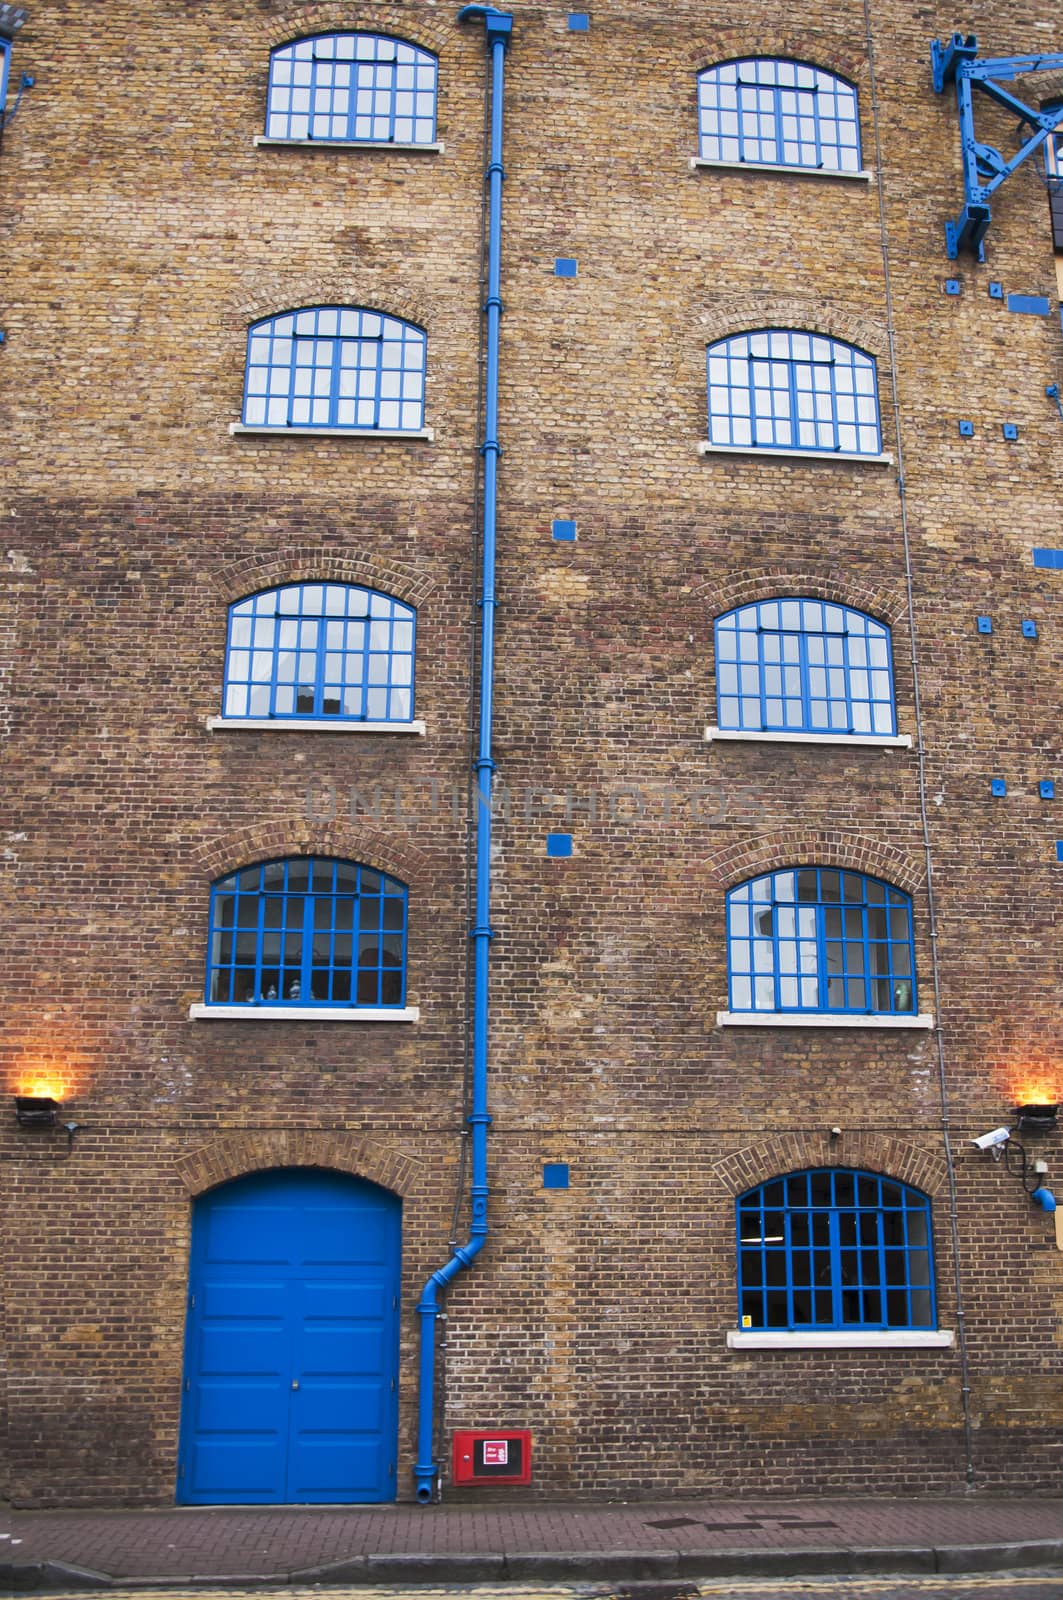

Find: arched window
706;330;882;457
697;59;862;174
222;584;416;723
265;34;438;145
737;1169;936;1331
726;868;916;1016
715;599;896;736
240;307;427;433
205;858;408;1008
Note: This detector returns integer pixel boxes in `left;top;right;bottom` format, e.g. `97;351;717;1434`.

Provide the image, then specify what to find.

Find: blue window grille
715;599;897;736
206;858;408;1008
706;330;882;455
266;33;438;145
726;868;916;1016
697;58;862;174
241;307;426;432
222;584;415;722
737;1169;936;1331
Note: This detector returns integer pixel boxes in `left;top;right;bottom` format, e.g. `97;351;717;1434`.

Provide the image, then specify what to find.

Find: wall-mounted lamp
14;1094;59;1128
1015;1103;1059;1131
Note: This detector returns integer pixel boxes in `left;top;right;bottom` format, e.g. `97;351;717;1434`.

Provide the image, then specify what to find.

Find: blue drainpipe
414;3;512;1506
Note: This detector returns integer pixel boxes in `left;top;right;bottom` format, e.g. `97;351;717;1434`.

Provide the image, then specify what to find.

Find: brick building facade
1;0;1060;1506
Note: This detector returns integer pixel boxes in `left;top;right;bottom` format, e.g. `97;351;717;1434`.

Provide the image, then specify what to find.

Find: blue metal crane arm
962;52;1063;82
931;33;1063;258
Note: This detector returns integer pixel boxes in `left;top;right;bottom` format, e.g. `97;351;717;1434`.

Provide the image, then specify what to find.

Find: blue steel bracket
931;34;1063;259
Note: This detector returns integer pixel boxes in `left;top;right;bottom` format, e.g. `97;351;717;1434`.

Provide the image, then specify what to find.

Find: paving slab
1;1496;1061;1591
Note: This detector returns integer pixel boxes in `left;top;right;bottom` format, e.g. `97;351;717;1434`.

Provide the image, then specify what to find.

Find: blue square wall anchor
958;420;974;437
991;778;1007;797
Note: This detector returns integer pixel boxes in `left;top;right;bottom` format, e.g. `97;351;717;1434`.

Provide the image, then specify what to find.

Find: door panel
178;1168;401;1504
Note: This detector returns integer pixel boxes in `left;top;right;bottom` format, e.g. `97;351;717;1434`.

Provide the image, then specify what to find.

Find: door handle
291;1380;300;1390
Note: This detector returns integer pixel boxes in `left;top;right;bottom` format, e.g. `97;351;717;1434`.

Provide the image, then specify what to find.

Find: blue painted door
178;1167;401;1504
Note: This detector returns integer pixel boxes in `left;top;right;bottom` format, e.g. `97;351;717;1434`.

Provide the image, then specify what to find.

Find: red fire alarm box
452;1429;532;1486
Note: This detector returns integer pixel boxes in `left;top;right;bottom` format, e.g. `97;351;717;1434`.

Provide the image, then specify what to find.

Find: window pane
205;857;407;1009
737;1171;935;1332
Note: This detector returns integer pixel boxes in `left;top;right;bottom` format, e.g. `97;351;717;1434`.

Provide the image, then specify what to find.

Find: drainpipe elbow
457;6;513;45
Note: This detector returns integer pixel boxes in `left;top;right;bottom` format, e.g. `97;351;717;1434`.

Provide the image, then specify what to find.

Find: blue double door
178;1167;401;1504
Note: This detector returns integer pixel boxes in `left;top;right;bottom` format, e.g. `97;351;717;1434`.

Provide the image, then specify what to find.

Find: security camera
971;1126;1011;1152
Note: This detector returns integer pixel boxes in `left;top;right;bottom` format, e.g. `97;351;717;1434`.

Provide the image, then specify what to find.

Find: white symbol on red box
482;1440;509;1466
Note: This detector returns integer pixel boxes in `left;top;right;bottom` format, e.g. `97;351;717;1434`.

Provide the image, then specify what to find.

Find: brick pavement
1;1495;1062;1589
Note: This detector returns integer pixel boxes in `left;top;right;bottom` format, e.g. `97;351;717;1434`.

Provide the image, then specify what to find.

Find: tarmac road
30;1571;1063;1600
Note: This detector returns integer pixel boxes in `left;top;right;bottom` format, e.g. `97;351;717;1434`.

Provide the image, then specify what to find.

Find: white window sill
699;441;893;465
189;1004;419;1023
727;1329;954;1350
717;1011;935;1030
705;727;912;749
689;156;873;182
230;424;434;441
205;717;425;736
255;137;444;154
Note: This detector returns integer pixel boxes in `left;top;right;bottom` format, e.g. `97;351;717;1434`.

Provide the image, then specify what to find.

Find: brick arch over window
190;821;430;889
255;6;455;59
698;298;888;365
712;1133;948;1200
685;32;867;88
702;830;925;895
231;288;432;343
175;1131;419;1199
209;549;434;611
1037;73;1063;104
690;569;907;630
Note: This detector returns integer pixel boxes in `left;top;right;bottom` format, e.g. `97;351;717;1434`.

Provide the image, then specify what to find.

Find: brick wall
1;0;1060;1504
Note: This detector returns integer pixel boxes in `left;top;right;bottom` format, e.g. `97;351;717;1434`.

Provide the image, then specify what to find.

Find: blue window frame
706;330;882;456
697;58;862;173
241;307;427;432
715;599;897;736
206;858;408;1008
222;583;416;722
737;1169;936;1331
726;868;916;1016
0;39;11;119
266;33;438;145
